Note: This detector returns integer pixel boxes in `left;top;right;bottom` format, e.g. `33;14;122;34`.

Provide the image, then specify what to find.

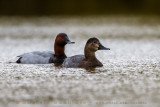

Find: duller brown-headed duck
62;37;110;68
16;33;75;64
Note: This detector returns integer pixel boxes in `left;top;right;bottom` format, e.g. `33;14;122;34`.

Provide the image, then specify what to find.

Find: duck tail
16;57;22;63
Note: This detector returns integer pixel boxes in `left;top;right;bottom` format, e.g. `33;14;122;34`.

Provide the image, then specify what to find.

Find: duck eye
93;41;96;44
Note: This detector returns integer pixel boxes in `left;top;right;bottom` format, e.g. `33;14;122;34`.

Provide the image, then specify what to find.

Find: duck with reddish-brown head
16;33;74;64
62;37;110;68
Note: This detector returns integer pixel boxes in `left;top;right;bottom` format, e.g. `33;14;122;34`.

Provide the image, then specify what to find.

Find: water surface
0;16;160;107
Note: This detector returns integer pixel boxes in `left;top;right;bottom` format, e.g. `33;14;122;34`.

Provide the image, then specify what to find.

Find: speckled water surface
0;16;160;107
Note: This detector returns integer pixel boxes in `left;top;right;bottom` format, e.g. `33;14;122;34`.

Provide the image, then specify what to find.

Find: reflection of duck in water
63;37;110;68
16;33;74;64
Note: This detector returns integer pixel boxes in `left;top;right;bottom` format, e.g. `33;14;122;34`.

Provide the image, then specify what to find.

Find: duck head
55;33;75;46
54;33;74;56
85;37;110;54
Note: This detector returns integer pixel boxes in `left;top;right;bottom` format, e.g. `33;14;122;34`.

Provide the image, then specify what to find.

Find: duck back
17;51;53;64
62;55;85;68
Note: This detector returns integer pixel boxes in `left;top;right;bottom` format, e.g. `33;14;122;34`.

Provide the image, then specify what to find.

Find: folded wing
17;51;54;64
62;55;85;68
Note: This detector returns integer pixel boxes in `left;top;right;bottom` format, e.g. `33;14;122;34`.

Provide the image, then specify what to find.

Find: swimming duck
16;33;75;64
62;37;110;68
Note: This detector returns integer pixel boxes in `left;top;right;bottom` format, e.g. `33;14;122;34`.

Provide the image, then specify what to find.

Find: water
0;16;160;107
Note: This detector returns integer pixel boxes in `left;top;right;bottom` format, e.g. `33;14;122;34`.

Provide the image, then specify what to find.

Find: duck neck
54;43;66;56
84;50;97;61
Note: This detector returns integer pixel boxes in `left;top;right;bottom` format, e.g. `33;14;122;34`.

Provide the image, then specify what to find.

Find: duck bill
65;36;75;44
98;43;110;50
66;40;75;44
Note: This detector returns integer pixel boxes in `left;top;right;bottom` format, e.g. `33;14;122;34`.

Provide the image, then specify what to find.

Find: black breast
49;54;67;63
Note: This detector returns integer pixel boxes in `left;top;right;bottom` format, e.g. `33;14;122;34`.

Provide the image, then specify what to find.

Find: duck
62;37;110;68
16;33;75;64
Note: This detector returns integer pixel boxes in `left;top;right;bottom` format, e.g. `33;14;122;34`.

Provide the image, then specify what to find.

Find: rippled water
0;16;160;107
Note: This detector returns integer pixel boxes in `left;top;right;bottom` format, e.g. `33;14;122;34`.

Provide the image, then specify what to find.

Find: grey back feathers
62;55;85;68
17;51;54;64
